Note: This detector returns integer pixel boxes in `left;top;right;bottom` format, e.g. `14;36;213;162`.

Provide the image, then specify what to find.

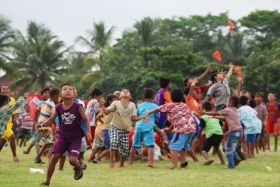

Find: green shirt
200;115;223;138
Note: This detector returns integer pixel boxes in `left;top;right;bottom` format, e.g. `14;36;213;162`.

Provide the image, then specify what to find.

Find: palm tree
134;17;157;47
76;21;114;63
0;16;15;77
218;32;249;65
10;22;68;92
133;17;158;66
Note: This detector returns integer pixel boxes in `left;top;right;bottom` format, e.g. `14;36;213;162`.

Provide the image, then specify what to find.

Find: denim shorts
169;132;195;151
245;134;256;143
132;129;154;148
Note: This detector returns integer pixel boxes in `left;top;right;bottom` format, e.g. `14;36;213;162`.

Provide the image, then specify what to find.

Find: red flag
234;66;242;75
228;20;235;32
27;94;42;119
212;50;222;63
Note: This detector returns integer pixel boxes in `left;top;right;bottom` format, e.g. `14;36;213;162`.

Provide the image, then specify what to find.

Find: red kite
234;66;242;75
212;50;222;63
228;20;235;32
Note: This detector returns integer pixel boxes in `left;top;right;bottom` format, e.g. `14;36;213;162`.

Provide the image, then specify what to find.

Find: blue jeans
225;130;242;169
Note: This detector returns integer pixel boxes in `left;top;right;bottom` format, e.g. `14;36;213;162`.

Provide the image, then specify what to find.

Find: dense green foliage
0;10;280;99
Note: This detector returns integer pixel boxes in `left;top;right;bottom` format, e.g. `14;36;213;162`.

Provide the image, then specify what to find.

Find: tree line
0;10;280;99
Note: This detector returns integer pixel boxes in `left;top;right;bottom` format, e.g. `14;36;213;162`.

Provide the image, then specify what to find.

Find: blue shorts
245;134;256;143
169;133;195;151
132;129;154;148
102;129;110;148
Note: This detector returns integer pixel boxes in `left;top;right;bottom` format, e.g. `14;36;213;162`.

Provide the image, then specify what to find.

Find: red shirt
266;102;280;123
187;82;210;103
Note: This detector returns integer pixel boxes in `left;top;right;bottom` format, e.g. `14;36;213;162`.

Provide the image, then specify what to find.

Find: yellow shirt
7;97;16;129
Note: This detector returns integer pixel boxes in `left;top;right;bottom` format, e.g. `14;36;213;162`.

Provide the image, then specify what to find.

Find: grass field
1;143;280;187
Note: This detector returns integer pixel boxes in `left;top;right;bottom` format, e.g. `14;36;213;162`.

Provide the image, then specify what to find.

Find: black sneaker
74;166;83;180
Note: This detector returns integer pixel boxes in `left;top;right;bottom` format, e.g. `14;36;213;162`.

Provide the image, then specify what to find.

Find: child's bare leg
35;144;50;162
188;148;198;162
59;155;66;170
42;153;60;185
19;138;25;148
88;148;99;162
129;147;137;165
252;142;255;157
109;150;115;168
274;134;278;151
170;149;179;169
148;147;154;167
216;149;225;165
96;149;109;161
201;150;210;160
9;135;19;162
119;155;126;167
0;139;7;152
266;133;270;150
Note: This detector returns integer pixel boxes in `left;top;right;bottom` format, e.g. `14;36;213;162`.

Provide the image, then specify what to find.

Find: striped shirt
21;112;34;130
38;99;55;125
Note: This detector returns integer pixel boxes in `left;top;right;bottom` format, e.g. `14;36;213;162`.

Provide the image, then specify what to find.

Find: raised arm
196;64;212;82
226;63;234;78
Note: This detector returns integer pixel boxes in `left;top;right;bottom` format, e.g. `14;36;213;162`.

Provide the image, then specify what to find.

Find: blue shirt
136;102;160;132
238;105;262;134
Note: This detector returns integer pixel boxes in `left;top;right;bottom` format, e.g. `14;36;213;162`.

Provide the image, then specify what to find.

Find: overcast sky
1;0;280;47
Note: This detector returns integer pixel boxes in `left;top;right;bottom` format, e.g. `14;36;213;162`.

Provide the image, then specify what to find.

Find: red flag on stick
212;50;222;63
228;20;235;32
27;94;42;119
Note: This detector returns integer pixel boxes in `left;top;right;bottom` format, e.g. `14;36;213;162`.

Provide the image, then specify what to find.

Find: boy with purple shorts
40;83;91;186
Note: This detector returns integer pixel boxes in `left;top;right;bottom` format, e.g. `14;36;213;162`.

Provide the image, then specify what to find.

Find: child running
146;88;196;169
40;83;91;186
129;88;160;168
17;104;34;147
0;95;24;143
198;101;224;165
103;89;148;168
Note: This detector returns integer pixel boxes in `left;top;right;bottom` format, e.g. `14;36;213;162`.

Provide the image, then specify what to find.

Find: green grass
1;144;280;187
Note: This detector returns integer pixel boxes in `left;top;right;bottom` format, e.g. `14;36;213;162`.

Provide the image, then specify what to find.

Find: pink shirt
218;107;242;132
158;102;196;134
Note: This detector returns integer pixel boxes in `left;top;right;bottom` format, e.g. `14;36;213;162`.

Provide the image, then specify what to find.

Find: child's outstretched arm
146;107;160;116
79;106;92;141
213;116;225;120
40;111;57;128
226;63;234;78
196;64;212;82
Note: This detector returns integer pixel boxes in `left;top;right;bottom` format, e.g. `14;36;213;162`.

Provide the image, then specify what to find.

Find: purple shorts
52;136;82;157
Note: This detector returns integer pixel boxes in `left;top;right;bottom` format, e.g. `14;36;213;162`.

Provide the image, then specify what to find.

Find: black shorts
18;128;32;138
202;134;223;152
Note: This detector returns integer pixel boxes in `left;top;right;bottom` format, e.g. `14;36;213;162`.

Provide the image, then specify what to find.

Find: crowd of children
0;64;280;186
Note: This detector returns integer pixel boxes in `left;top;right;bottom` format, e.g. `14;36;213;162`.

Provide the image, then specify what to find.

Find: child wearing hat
103;89;148;168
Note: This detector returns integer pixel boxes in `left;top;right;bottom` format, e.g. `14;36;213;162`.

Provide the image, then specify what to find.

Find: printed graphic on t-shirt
61;112;76;125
